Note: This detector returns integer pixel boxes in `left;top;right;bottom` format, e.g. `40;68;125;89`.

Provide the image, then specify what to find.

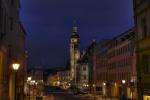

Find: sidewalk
97;97;118;100
85;94;118;100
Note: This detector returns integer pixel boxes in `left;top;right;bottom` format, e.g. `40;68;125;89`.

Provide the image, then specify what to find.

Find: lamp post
103;82;106;97
122;80;126;97
130;79;135;99
27;77;32;100
12;63;20;100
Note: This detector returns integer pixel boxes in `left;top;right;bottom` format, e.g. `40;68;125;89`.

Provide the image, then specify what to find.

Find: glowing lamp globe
122;80;126;84
103;82;106;86
12;63;20;71
27;77;32;81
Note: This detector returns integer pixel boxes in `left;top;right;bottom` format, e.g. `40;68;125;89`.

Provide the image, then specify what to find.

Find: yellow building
47;73;60;86
0;46;8;100
57;70;70;89
134;0;150;99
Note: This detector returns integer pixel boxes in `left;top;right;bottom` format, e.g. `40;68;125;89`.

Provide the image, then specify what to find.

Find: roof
70;23;80;38
70;33;79;38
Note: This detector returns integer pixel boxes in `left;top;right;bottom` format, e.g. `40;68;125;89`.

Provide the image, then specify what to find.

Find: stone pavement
85;94;119;100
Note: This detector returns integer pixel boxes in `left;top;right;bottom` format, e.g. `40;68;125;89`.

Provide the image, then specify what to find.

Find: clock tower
70;24;80;84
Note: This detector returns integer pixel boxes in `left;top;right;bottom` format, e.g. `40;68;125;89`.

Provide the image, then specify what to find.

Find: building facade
77;54;89;90
57;70;70;89
30;68;44;82
86;41;96;93
134;0;150;99
47;73;59;86
0;0;27;99
70;24;80;85
94;40;110;96
106;28;136;99
94;29;137;99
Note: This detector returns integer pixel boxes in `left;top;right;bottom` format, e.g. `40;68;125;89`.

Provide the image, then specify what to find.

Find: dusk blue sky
20;0;134;68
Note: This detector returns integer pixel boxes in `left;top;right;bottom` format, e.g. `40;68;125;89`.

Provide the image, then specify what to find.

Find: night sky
20;0;134;68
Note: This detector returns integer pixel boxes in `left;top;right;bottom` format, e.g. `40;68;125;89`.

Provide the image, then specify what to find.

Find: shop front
143;89;150;100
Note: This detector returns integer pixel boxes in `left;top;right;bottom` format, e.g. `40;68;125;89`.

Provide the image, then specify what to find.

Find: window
83;75;86;80
74;44;78;49
83;66;86;71
10;17;13;31
11;0;14;6
127;44;130;51
141;18;147;38
143;55;150;73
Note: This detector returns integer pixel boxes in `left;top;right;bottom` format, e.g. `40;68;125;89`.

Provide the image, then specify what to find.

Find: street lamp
27;77;32;100
12;63;20;100
103;82;106;86
130;79;135;99
122;80;126;84
28;77;32;81
121;80;126;97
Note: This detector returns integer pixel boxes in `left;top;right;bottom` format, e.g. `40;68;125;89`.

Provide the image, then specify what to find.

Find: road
43;92;100;100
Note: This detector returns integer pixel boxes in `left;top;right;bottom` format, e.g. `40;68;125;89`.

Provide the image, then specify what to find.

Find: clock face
74;39;77;42
71;39;78;42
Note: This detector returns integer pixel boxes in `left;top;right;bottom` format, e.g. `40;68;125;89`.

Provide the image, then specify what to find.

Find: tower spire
70;21;79;38
72;20;78;33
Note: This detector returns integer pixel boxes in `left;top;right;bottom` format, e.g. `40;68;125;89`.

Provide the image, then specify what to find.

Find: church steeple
71;23;79;38
70;22;80;83
72;24;77;33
